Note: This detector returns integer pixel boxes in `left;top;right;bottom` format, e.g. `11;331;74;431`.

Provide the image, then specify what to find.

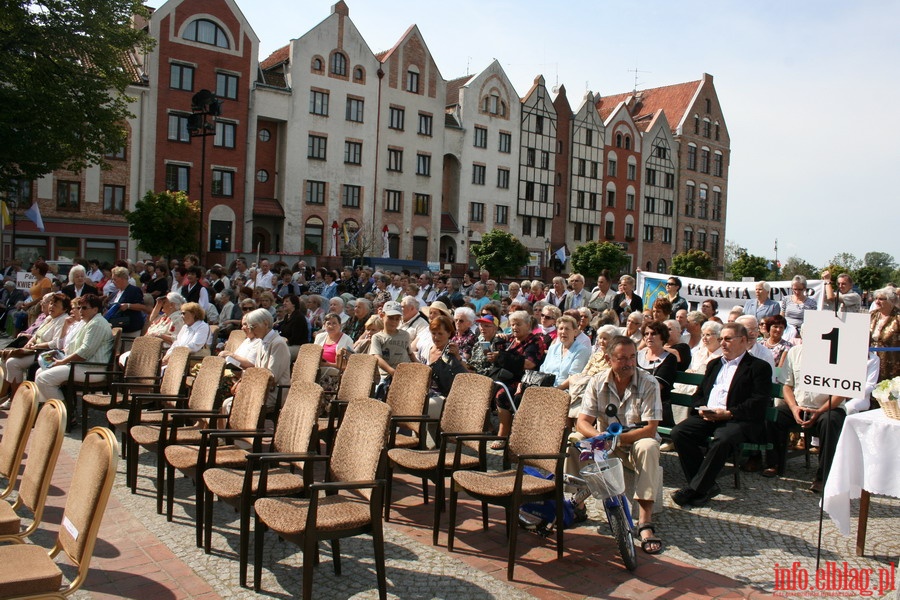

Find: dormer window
331;52;347;76
184;19;229;49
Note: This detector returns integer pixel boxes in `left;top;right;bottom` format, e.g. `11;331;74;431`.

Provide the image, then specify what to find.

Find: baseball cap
382;301;402;317
476;315;499;327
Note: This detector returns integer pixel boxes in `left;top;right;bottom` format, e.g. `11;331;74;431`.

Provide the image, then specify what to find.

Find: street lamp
187;89;222;264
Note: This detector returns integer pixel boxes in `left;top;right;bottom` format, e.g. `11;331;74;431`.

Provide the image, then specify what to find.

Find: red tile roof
445;75;472;106
261;44;290;70
253;198;285;218
440;212;459;233
596;79;700;132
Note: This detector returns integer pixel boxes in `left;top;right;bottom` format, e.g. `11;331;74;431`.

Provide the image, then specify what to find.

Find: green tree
863;251;896;284
670;249;714;278
729;251;772;281
855;266;886;293
723;239;744;278
0;0;155;182
469;230;529;279
780;256;819;280
570;241;629;278
826;252;862;275
125;191;200;258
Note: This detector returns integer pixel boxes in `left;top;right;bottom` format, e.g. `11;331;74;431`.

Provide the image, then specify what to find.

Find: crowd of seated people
0;254;894;558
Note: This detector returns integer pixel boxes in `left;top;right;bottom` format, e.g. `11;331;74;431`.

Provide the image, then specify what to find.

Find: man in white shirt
254;259;277;290
399;296;429;339
736;315;777;378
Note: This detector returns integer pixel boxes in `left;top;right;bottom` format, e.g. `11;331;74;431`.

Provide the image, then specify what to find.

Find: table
823;409;900;555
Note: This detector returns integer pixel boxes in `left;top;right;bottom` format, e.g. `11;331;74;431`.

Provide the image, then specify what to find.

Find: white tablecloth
823;409;900;535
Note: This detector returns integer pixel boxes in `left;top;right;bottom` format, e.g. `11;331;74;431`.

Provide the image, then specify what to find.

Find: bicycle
563;404;645;572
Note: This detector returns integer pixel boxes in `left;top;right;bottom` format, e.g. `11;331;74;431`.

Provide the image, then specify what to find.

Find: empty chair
274;343;322;412
0;383;39;500
0;426;118;598
203;381;323;585
318;353;378;453
253;397;392;598
385;373;493;543
447;386;570;580
0;398;66;543
384;362;431;450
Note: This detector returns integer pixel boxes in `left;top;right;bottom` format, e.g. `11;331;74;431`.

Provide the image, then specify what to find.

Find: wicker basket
882;399;900;421
580;458;625;500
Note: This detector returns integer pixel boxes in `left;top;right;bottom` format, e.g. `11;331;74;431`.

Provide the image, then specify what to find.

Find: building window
664;200;674;216
214;121;236;148
167;114;190;142
573;223;582;241
643;225;654;242
591;161;599;179
472;164;486;185
256;169;269;183
687;145;697;170
346;97;364;122
258;129;271;142
306;180;325;205
575;191;585;208
625;222;634;240
540;151;549;170
607;158;617;177
387;148;403;172
655;146;667;159
344;141;362;165
307;135;327;160
406;69;419;93
385;189;402;212
586;224;595;241
8;179;32;205
499;132;511;153
102;185;124;213
165;164;189;193
604;220;614;239
497;168;510;189
627;163;636;180
418;113;433;136
699;198;708;219
663;227;672;244
388;107;405;130
646;168;657;186
536;217;546;237
712;191;722;221
606;189;616;208
624;136;631;150
589;192;598;210
311;57;323;73
685;199;695;217
526;148;535;167
615;134;622;148
353;67;364;82
644;196;656;214
539;184;549;202
715;123;720;141
698;231;707;251
216;72;238;100
535;115;544;134
474;126;487;148
625;193;634;211
585;129;593;146
105;144;126;160
578;159;586;177
470;202;484;222
331;52;347;76
700;149;710;173
664;173;675;189
414;193;430;215
342;185;361;208
521;216;532;237
304;218;323;254
686;183;696;200
694;115;700;134
703;119;711;138
184;19;229;49
495;205;508;225
524;182;534;201
416;153;431;176
710;232;720;257
309;90;329;116
211;169;234;196
683;229;694;252
170;63;194;91
713;153;723;177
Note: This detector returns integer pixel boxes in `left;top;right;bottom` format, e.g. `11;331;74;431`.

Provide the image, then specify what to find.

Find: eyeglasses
241;306;253;311
719;336;743;343
666;282;677;287
541;314;554;319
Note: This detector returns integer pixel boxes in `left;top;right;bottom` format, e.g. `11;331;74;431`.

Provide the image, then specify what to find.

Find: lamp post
2;198;17;262
187;90;222;265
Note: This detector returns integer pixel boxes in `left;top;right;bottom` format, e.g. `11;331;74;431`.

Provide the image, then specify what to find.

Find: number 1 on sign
821;327;839;364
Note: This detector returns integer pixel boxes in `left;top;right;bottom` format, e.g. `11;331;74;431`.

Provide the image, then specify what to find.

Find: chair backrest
123;335;164;380
330;398;391;499
160;346;191;396
273;382;323;453
13;398;65;536
187;356;226;417
385;362;431;432
224;329;247;354
207;325;219;349
336;353;378;404
293;343;323;385
228;367;270;431
109;327;123;370
0;382;39;491
440;373;493;440
56;426;118;594
508;386;570;472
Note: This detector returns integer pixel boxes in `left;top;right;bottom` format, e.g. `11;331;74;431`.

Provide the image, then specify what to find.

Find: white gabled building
566;90;606;250
635;108;677;273
443;60;520;266
517;76;557;258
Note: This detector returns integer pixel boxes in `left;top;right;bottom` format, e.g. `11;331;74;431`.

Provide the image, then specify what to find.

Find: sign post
798;311;870;397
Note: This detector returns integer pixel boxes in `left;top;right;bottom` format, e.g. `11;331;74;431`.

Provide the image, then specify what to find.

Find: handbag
520;369;556;390
103;303;131;329
431;348;467;397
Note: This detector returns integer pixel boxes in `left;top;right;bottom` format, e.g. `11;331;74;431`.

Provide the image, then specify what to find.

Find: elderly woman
638;321;677;427
780;275;817;337
352;314;383;355
451;306;477;362
467;314;502;376
219;313;261;371
539;315;590;392
279;294;309;360
146;263;171;299
673;321;723;398
162;302;209;365
622;311;644;344
314;312;354;370
613;275;642;324
256;290;276;318
61;265;98;299
415;315;467;443
321;270;339;300
306;294;326;334
248;307;291;408
20;261;53;324
108;265;149;338
343;298;372;342
118;293;185;367
870;286;900;381
762;314;791;369
34;294;112;405
0;293;70;404
663;319;691;371
744;281;780;322
487;310;547;447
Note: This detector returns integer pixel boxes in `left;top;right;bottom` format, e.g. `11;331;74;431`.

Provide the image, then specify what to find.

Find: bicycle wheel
607;501;637;571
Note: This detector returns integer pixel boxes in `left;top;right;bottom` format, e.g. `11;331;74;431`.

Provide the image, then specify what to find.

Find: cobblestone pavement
6;407;900;599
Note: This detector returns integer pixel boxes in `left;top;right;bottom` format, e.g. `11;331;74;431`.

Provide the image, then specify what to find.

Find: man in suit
563;273;590;310
670;322;772;507
60;265;98;299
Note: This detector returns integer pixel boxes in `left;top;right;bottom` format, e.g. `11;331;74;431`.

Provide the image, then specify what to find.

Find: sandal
761;467;778;478
637;522;663;555
489;440;506;450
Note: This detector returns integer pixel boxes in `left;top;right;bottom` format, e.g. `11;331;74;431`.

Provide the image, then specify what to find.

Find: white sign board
798;311;870;397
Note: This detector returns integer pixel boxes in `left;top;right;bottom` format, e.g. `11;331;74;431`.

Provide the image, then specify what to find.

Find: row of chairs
0;384;118;598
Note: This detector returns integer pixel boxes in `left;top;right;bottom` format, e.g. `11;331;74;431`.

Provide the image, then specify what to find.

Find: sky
147;0;899;269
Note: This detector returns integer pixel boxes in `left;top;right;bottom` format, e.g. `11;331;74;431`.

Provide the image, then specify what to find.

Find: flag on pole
0;203;10;230
24;202;44;232
554;246;567;264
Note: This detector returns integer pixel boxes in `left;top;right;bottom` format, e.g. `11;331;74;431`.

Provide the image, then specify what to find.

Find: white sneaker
660;441;675;452
0;399;11;410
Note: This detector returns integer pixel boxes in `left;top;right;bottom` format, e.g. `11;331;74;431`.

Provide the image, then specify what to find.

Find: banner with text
636;271;825;318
